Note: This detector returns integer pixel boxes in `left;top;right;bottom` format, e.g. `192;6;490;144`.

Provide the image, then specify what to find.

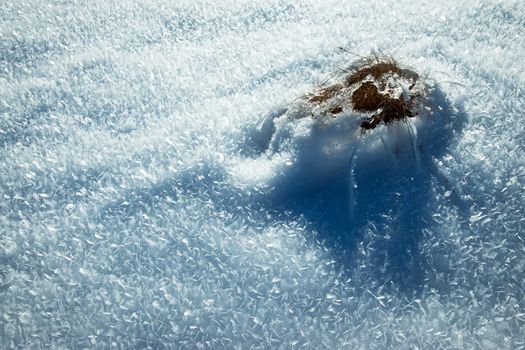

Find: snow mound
236;57;438;196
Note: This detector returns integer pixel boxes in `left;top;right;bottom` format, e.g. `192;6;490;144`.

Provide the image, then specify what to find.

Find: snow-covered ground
1;0;524;348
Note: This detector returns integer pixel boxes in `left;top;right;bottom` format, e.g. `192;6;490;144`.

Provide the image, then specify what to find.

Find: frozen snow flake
24;171;36;180
18;310;32;325
78;267;92;277
325;293;337;301
469;211;486;223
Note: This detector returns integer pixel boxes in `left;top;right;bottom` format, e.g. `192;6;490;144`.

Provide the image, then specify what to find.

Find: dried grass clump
307;83;343;104
305;54;424;131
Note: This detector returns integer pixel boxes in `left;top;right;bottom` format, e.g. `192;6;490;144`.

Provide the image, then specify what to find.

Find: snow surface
1;0;524;348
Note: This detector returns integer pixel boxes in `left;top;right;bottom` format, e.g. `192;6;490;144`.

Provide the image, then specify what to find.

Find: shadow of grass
94;80;467;297
251;85;468;296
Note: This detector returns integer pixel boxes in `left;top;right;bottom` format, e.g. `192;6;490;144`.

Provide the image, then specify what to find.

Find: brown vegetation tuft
305;54;423;131
307;83;342;104
351;82;382;111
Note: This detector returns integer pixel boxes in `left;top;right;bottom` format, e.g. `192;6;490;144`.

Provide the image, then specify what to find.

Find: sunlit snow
1;0;524;348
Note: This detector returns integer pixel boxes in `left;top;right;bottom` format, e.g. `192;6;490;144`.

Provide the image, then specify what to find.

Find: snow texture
1;0;524;348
